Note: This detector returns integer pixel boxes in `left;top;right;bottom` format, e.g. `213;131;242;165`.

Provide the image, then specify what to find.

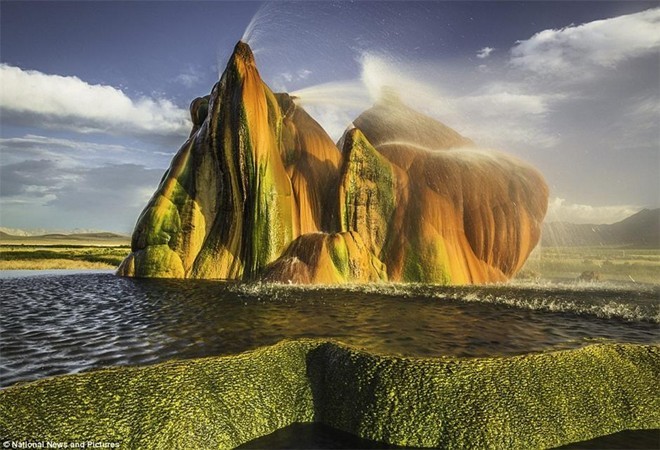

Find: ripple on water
0;273;658;388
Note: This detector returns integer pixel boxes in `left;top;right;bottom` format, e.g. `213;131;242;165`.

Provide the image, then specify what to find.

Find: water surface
1;273;658;388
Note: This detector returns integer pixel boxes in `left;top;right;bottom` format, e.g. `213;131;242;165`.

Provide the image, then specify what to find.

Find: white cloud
2;134;128;152
622;95;660;129
546;197;642;224
0;160;164;233
511;8;660;77
453;85;556;124
0;134;171;170
0;159;72;199
297;69;312;79
476;47;494;59
174;71;201;88
271;68;314;92
608;94;660;149
0;135;172;231
0;64;191;138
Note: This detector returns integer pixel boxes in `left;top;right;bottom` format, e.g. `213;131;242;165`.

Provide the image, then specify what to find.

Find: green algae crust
1;341;657;449
261;231;388;284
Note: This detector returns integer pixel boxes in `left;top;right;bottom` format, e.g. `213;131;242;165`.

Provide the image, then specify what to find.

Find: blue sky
1;1;658;233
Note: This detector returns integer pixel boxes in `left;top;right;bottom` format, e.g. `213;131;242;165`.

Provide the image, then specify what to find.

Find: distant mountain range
0;227;127;237
542;208;660;248
0;231;128;239
0;230;130;246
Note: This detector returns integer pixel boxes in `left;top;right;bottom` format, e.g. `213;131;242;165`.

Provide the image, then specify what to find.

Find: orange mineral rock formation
276;93;342;234
119;42;334;279
261;231;387;284
341;96;548;283
118;41;548;284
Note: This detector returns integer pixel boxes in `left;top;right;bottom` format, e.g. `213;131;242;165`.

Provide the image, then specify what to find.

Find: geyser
118;41;548;284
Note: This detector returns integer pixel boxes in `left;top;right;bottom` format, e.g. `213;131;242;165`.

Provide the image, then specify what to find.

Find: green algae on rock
349;95;548;284
118;42;343;281
1;340;658;449
261;231;388;284
118;42;303;280
339;129;397;264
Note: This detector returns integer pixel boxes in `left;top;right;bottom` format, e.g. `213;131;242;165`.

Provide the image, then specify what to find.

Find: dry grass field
0;232;131;270
0;245;131;270
0;233;130;270
518;246;660;284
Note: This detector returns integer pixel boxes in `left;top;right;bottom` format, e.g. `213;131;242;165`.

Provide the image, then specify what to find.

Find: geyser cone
338;98;548;283
119;41;546;284
200;40;297;279
118;41;342;279
276;93;342;233
354;88;474;150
